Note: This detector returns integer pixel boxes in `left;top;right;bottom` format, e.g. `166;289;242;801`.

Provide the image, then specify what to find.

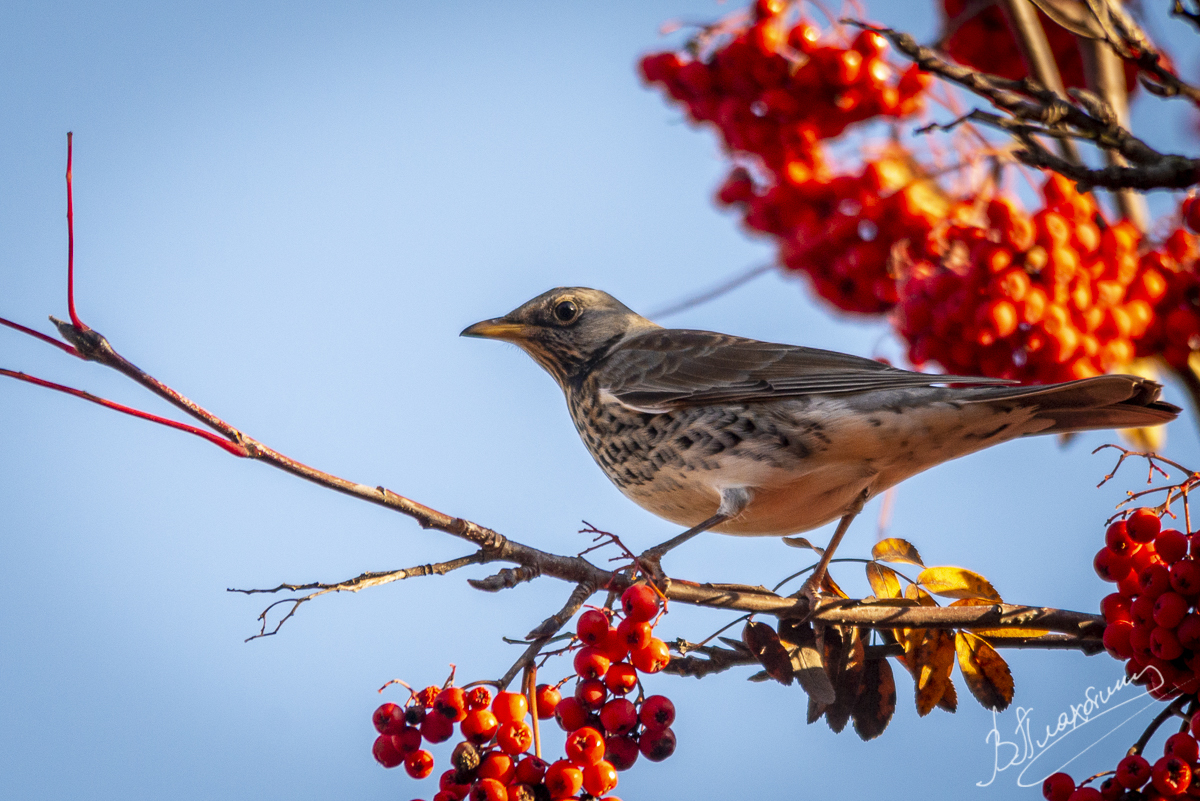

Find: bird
461;287;1179;578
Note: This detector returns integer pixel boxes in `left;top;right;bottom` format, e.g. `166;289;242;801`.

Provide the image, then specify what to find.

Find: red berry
604;662;639;696
639;726;677;762
554;696;589;731
1118;754;1152;788
573;646;612;681
1171;560;1200;595
1190;710;1200;739
421;709;454;743
470;778;506;801
630;638;671;673
461;709;499;745
1154;591;1189;629
1098;777;1122;801
565;726;606;766
466;687;492;711
1101;593;1132;624
1180;614;1200;649
600;626;630;662
492;691;529;724
477;752;516;784
1094;547;1133;582
1103;620;1134;659
1158;529;1190;563
617;618;653;650
1132;595;1156;626
516;754;548;785
605;734;640;771
434;687;468;722
582;760;619;796
416;685;440;708
1129;509;1163;543
1140;564;1172;598
1166;732;1200;763
575;678;608;711
372;734;405;768
1106;520;1136;553
1066;789;1100;801
621;584;660;622
1152;755;1191;796
639;695;676;730
600;698;639;735
439;769;470;798
535;684;561;719
374;702;406;735
577;609;610;645
544;760;583;800
1151;626;1184;660
497;720;533;755
392;725;421;756
405;749;435;780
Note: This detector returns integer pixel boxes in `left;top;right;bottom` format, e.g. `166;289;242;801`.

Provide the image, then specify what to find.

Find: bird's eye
553;300;579;323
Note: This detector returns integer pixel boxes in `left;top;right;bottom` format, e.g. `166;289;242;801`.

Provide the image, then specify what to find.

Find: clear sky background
3;2;1200;799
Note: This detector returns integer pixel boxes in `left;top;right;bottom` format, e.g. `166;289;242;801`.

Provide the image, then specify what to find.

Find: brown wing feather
595;330;1014;411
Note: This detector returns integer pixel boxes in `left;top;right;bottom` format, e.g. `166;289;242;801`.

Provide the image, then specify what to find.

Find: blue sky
3;2;1199;799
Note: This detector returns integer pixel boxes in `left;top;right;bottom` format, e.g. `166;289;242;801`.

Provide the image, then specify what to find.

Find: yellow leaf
955;631;1015;712
912;629;956;716
918;566;1002;602
950;598;1049;637
866;562;903;600
872;538;925;566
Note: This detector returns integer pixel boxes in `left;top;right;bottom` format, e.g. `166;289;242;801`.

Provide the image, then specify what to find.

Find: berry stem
65;132;83;330
1130;695;1189;756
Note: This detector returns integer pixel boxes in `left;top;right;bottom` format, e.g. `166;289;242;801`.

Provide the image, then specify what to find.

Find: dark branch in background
845;20;1200;191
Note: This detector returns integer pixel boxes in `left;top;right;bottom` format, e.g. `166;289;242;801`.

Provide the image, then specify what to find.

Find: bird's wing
595;329;1015;412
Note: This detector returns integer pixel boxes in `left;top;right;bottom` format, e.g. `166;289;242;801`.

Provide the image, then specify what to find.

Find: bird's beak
460;317;531;341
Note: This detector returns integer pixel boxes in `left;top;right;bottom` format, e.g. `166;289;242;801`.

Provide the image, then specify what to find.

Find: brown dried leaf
955;631;1015;712
938;673;959;713
742;621;794;686
950;598;1050;638
852;658;897;741
913;629;957;716
918;566;1002;602
782;537;823;554
824;628;866;734
821;570;849;599
778;619;836;706
871;538;925;567
1027;0;1109;40
866;562;903;600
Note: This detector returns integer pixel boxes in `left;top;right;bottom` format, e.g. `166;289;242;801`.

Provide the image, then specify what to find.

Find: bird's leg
637;488;751;584
799;488;869;608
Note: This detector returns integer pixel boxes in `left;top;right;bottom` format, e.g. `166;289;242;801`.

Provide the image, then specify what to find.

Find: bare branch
1174;0;1200;32
497;582;599;690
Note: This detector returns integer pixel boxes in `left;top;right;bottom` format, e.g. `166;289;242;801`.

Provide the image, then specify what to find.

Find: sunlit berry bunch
719;152;967;313
369;584;675;800
895;174;1167;382
1138;197;1200;371
940;0;1139;94
1098;508;1200;701
639;2;932;314
1041;718;1200;800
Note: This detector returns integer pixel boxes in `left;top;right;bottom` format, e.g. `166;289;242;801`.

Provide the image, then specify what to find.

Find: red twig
65;133;83;330
0;368;249;457
0;316;80;357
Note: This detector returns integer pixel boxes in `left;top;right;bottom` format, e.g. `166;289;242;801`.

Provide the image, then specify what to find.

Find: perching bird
462;287;1179;567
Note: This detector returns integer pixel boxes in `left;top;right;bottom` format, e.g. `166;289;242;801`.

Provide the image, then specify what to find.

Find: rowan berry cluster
896;175;1198;383
1098;508;1200;701
1141;197;1200;371
1041;718;1200;801
639;5;932;314
941;0;1139;93
369;584;675;800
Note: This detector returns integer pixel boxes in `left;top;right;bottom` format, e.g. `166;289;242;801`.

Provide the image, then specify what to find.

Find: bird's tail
966;375;1180;434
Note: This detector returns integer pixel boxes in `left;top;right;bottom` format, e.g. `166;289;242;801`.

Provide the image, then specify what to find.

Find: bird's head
461;287;658;385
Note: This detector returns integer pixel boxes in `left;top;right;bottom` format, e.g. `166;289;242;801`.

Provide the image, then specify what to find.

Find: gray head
461;287;659;385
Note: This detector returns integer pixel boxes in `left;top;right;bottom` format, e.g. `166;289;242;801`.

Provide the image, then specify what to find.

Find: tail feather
965;375;1180;434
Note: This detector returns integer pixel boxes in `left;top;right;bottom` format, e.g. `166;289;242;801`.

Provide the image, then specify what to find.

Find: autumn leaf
950;598;1049;637
824;627;865;734
778;619;836;706
872;538;925;566
866;562;903;600
742;621;794;686
955;631;1015;711
852;658;897;741
782;536;824;555
918;566;1002;602
912;628;956;716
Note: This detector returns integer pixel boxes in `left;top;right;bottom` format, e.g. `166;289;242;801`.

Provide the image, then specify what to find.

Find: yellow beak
459;318;531;341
